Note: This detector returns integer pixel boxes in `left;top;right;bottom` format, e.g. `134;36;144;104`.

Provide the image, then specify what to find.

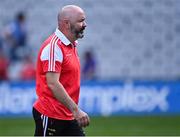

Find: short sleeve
40;43;63;73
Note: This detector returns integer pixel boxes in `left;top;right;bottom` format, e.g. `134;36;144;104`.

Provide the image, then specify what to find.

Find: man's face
69;13;86;39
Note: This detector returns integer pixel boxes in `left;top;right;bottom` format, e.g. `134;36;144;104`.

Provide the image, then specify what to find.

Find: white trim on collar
55;28;71;46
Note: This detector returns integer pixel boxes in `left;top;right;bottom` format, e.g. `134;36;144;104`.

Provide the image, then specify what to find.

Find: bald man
32;5;89;136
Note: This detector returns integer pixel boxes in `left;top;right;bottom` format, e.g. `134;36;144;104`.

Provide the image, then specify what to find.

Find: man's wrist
72;106;79;114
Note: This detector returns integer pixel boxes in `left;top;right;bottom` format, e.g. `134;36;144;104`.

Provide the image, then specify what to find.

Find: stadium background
0;0;180;136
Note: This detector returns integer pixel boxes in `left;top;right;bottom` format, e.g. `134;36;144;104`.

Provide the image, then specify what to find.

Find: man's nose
83;21;87;28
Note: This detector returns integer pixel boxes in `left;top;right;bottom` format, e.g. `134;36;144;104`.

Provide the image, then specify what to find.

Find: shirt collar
55;28;71;46
55;28;78;46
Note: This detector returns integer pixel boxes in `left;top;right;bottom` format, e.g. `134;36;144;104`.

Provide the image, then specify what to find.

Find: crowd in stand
0;12;35;81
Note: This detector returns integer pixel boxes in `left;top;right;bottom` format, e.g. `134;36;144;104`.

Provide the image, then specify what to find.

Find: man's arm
46;72;90;127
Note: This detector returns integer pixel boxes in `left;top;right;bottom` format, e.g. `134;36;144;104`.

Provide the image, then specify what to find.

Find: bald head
57;5;86;41
58;5;85;24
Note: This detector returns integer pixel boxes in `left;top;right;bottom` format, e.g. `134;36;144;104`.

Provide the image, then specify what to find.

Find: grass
0;115;180;136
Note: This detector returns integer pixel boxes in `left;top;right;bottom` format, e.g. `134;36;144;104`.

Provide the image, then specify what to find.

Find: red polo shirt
33;28;80;120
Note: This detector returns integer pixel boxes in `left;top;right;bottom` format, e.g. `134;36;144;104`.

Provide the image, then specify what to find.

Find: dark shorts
32;107;85;136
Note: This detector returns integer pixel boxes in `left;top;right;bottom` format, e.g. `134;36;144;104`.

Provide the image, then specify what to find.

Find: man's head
58;5;86;41
16;12;26;23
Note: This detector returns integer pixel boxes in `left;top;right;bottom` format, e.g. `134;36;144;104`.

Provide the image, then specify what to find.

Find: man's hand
73;108;90;127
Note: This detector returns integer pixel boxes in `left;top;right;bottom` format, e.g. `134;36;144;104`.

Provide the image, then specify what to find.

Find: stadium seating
0;0;180;80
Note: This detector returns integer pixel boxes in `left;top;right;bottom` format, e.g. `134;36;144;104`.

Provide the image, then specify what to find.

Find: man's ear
64;19;70;29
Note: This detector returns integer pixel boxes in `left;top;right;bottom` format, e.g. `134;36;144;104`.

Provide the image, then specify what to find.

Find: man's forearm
48;81;78;113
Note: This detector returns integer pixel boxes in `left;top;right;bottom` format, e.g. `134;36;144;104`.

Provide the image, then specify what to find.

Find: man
32;5;90;136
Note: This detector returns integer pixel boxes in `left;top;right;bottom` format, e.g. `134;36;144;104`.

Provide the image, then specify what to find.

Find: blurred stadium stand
0;0;180;81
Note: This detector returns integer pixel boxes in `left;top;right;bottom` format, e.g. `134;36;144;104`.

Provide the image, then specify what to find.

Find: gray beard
77;32;84;39
70;26;84;39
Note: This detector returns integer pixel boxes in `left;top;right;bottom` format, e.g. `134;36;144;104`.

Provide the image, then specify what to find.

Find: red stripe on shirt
52;38;59;71
48;35;56;71
49;35;58;71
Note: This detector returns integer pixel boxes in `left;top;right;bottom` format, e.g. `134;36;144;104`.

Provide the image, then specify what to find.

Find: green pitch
0;116;180;136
